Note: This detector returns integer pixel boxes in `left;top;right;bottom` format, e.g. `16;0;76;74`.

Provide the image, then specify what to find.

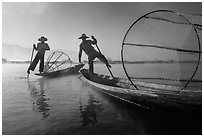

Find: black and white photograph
2;1;202;135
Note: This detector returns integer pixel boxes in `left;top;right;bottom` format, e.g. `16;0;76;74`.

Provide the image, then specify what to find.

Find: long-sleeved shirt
78;39;97;61
34;42;50;55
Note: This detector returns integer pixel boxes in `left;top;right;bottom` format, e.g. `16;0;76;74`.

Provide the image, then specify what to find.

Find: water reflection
79;94;103;127
27;78;50;120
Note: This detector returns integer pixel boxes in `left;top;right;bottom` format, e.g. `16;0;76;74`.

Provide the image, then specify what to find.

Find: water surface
2;64;202;135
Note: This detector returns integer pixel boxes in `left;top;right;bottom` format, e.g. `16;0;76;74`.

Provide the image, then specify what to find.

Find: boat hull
80;69;201;112
35;64;84;77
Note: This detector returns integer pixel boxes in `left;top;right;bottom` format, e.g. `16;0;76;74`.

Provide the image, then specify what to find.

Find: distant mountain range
2;43;200;64
2;43;78;62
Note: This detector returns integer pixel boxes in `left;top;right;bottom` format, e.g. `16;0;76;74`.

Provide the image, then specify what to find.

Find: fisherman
27;36;50;74
78;33;111;74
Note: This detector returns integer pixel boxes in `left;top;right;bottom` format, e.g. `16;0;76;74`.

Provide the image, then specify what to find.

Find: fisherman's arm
36;43;42;51
33;44;37;50
44;43;50;50
91;36;97;45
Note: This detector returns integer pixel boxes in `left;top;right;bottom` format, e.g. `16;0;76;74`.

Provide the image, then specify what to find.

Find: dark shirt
79;40;97;56
35;42;50;55
78;39;97;62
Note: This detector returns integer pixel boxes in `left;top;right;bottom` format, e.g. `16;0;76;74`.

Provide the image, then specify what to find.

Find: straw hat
38;36;48;42
78;34;89;39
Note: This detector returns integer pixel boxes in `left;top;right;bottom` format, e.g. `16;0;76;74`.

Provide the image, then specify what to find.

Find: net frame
44;51;72;73
121;9;201;90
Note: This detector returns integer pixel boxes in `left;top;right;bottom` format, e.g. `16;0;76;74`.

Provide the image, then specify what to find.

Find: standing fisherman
78;33;111;74
27;36;50;74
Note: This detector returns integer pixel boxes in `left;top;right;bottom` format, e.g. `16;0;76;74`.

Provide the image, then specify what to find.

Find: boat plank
35;64;84;77
80;69;201;112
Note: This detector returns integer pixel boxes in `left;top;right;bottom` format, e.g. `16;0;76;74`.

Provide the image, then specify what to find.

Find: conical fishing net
121;10;202;90
44;51;72;73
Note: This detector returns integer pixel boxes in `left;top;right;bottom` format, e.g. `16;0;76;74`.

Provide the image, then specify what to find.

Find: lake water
2;63;202;135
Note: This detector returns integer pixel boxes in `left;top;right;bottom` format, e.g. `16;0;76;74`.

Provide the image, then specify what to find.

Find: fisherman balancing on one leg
78;33;111;74
27;36;50;75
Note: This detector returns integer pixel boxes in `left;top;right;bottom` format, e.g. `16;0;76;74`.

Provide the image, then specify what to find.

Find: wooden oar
27;45;35;78
95;44;114;77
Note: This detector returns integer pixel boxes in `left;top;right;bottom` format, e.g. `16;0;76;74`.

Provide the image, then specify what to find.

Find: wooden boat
35;63;84;77
80;69;202;112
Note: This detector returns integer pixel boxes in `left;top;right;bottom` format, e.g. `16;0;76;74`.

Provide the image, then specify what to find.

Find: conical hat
38;36;48;42
78;34;89;39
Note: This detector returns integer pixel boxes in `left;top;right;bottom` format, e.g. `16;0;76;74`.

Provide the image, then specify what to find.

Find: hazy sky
2;2;202;60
